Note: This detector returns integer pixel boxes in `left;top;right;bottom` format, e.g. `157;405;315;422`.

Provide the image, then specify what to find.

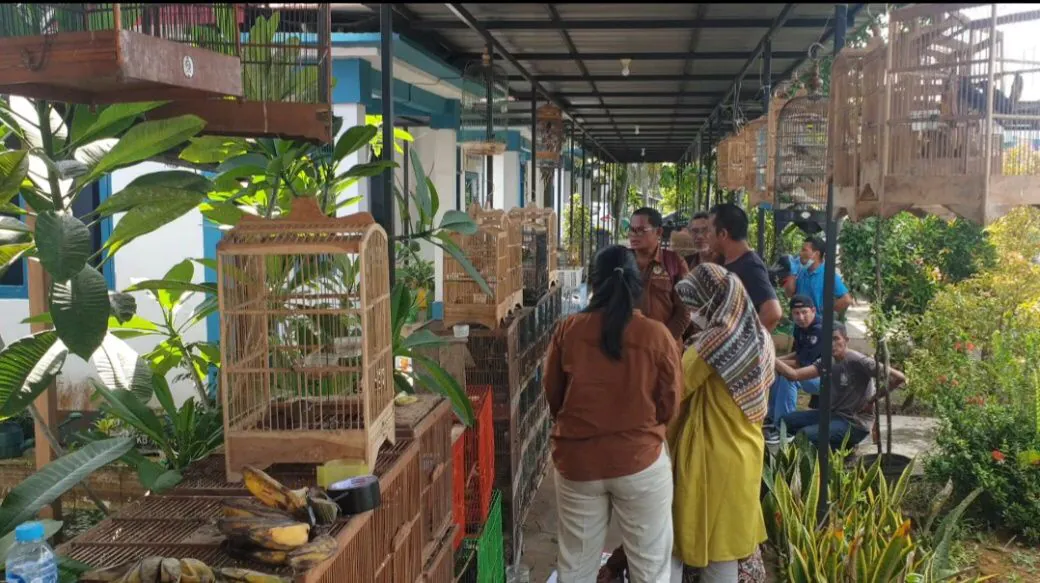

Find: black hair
833;322;848;338
583;245;643;361
708;203;749;241
632;207;663;228
804;236;826;258
691;211;709;221
790;294;816;310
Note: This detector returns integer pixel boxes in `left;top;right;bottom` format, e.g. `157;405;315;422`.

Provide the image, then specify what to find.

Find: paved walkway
518;300;939;581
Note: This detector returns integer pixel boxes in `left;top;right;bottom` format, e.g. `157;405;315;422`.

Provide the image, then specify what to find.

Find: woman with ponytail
543;244;682;583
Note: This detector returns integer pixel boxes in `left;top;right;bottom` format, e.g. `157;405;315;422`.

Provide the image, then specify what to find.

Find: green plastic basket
461;489;504;583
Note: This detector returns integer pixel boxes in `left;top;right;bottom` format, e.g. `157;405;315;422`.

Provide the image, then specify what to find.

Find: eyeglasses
628;225;655;235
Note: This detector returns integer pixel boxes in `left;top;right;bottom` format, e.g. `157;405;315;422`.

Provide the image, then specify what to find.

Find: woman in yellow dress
670;262;774;582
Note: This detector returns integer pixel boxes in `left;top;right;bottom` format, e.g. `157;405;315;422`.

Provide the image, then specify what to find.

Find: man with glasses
628;207;690;341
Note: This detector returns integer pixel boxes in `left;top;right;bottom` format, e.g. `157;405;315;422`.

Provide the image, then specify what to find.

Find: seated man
774;322;906;451
764;295;823;445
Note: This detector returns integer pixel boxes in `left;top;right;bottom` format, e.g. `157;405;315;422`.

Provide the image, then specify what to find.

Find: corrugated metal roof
350;3;882;161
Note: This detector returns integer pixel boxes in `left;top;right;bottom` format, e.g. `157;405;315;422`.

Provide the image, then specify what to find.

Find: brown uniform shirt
542;311;683;481
636;246;691;340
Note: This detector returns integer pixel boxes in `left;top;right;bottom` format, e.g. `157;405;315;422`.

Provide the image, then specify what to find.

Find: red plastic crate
451;427;466;550
464;386;495;531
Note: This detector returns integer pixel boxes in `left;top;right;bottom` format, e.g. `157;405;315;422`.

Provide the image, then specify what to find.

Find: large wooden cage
868;4;1040;224
774;92;830;212
717;129;748;191
0;3;243;103
443;205;523;330
217;197;395;481
148;3;334;143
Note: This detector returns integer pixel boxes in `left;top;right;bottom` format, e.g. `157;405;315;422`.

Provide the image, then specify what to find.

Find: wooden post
24;212;60;521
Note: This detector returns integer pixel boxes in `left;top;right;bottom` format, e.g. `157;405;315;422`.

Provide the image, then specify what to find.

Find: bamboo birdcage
536;104;564;169
507;207;559;305
442;205;523;330
718;128;748;191
460;51;509;157
744;93;789;208
774;89;830;212
0;3;243;103
830;39;887;219
217;197;394;482
147;4;334;143
873;4;1040;224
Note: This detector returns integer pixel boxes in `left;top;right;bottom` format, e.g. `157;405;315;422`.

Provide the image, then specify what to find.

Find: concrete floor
517;301;940;582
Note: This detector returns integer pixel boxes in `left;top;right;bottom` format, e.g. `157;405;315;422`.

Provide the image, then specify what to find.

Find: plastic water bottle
5;521;57;583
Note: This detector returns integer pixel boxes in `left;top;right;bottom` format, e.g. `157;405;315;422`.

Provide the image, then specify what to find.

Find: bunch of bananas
217;466;340;570
80;557;286;582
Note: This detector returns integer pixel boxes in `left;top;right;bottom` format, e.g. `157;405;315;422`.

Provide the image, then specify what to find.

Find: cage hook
807;42;826;62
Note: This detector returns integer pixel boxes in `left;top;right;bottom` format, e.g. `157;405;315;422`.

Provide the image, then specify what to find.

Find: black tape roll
327;475;381;514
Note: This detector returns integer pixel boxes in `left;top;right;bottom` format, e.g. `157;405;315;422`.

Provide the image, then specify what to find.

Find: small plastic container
453;324;470;338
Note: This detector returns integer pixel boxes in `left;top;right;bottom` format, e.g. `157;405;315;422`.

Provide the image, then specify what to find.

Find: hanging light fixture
634;125;640;135
620;58;632;77
641;147;645;157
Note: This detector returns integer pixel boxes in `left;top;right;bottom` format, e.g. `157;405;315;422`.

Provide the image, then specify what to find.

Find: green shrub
926;400;1040;543
838;213;995;315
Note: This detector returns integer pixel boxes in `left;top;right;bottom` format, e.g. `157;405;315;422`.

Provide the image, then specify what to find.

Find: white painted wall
334;103;369;216
408;127;457;302
0;161;210;410
492;152;520;211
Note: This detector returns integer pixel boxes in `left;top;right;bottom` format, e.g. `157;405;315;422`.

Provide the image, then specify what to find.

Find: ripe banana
306;488;340;525
225;540;289;567
217;567;289;583
159;558;182;582
217;517;311;551
242;466;309;515
114;556;162;583
287;535;338;571
178;558;216;583
222;498;294;521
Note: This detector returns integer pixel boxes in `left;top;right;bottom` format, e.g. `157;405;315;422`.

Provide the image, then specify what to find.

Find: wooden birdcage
744;94;789;208
535;104;564;169
507;207;558;305
830;39;887;219
717;129;748;191
775;89;830;212
460;51;508;157
217;197;394;481
0;3;243;103
146;4;333;143
874;4;1040;224
443;205;523;330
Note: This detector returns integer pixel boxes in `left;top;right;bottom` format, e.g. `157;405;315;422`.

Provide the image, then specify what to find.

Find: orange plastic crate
464;386;495;530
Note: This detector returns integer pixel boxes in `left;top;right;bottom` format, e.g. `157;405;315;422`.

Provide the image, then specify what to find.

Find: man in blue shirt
783;236;852;316
765;294;824;445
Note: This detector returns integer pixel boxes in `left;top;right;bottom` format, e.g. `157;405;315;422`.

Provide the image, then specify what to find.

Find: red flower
966;342;976;352
966;395;986;406
938;375;948;383
954;342;963;352
951;379;960;387
992;450;1006;463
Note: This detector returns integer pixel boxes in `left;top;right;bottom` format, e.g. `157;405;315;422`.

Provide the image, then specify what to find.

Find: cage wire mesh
881;4;1040;223
217;199;394;478
460;51;509;157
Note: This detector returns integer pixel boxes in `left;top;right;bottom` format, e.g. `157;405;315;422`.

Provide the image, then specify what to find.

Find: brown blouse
542;310;683;481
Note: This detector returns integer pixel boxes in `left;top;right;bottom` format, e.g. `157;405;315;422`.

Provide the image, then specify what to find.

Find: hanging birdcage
146;4;334;144
460;51;509;157
774;87;829;213
0;3;243;103
536;103;564;169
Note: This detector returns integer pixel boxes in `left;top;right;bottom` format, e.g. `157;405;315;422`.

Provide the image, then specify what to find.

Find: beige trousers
555;449;673;583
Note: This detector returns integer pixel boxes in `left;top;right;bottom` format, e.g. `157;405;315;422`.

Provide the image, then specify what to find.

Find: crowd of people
542;204;906;583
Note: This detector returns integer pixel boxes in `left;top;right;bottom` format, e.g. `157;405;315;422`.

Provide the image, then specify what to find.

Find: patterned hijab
675;263;774;423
